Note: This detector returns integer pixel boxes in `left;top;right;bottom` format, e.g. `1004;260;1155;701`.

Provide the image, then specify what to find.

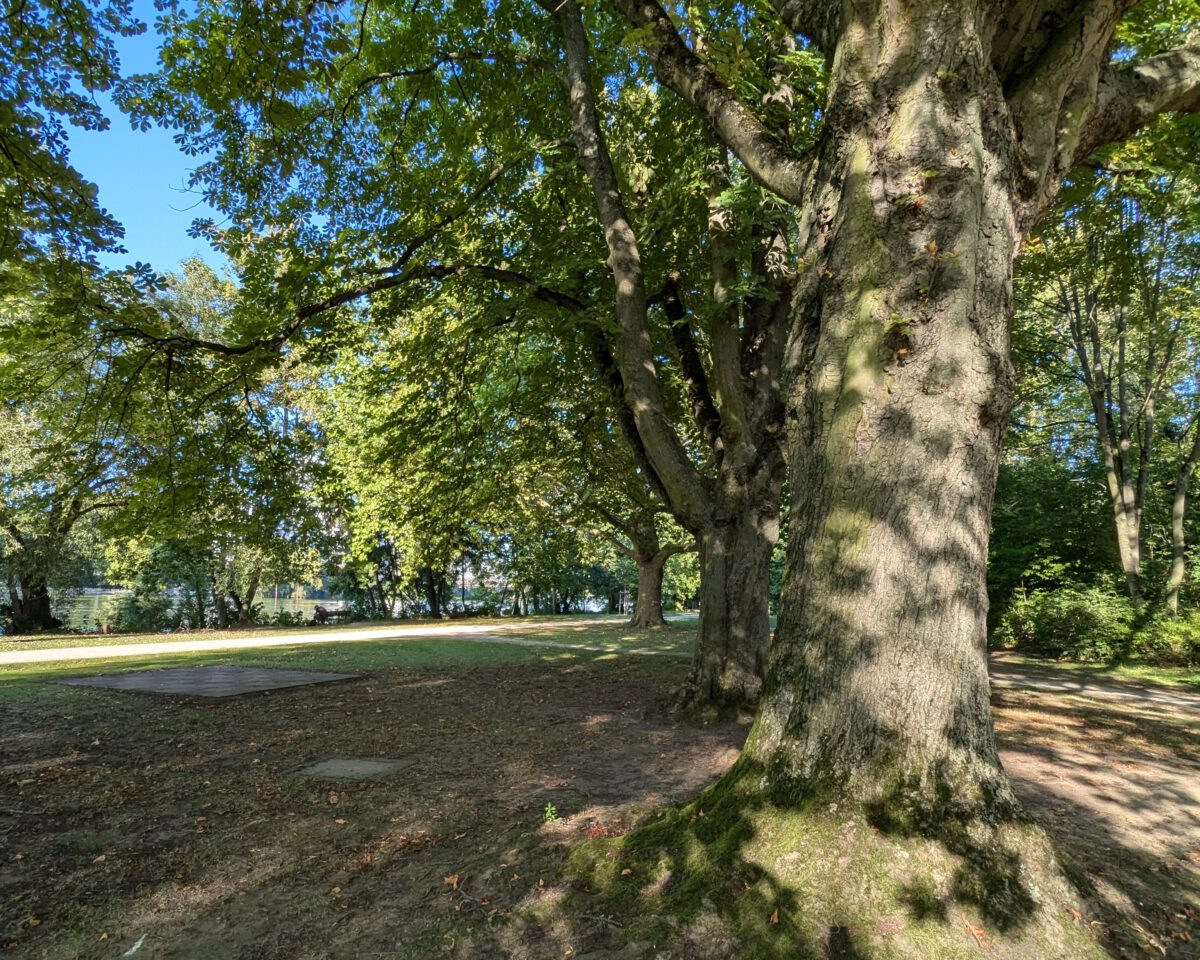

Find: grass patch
0;640;698;959
0;638;602;703
0;613;643;654
995;651;1200;690
504;619;697;654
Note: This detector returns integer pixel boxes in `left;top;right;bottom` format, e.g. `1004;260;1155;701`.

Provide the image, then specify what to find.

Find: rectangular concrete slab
302;758;412;779
55;665;358;698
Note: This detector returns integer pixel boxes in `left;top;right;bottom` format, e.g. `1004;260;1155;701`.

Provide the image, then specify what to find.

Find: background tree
122;1;814;704
102;0;1200;945
1015;167;1200;607
0;271;153;632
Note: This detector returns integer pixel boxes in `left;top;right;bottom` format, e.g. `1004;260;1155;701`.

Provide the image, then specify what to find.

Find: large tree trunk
7;577;58;633
543;0;1195;950
745;4;1020;820
679;511;776;707
628;551;668;629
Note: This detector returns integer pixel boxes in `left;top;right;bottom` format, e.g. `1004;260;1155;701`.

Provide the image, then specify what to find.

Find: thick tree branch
658;275;722;451
1076;38;1200;162
4;521;26;548
590;504;641;559
768;0;840;55
545;0;711;527
102;262;585;359
1007;0;1129;181
654;540;697;564
606;0;810;205
586;325;678;519
742;218;792;421
703;140;751;452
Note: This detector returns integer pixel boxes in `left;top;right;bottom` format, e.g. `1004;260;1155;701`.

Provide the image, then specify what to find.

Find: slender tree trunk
237;573;260;625
1166;426;1200;615
1094;420;1145;603
1073;309;1146;603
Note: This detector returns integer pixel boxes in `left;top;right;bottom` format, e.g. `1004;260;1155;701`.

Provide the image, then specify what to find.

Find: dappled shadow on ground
1;652;1197;958
996;689;1200;959
498;755;1087;960
0;650;745;959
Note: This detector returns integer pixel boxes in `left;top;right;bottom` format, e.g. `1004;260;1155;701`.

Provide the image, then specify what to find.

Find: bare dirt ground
994;688;1200;959
1;649;1196;959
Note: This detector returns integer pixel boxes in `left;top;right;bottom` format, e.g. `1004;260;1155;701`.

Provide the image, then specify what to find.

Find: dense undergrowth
994;586;1200;666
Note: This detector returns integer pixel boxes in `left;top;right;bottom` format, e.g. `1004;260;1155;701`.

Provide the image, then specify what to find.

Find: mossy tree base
559;764;1105;960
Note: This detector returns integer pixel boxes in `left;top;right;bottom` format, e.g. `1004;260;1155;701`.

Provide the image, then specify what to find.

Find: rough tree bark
612;0;1200;816
746;51;1022;807
628;554;668;628
685;512;775;703
588;0;1200;945
589;326;785;701
591;498;695;629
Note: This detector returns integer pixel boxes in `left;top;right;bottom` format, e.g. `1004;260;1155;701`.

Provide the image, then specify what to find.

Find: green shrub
108;592;179;633
270;609;309;627
1132;611;1200;666
994;586;1135;661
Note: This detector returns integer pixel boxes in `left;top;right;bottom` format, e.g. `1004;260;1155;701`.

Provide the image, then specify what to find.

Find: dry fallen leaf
770;908;779;925
961;912;987;949
620;868;632;876
328;793;339;805
443;873;461;889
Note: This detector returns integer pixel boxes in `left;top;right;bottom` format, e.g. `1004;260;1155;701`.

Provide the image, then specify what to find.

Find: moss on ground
560;762;1106;960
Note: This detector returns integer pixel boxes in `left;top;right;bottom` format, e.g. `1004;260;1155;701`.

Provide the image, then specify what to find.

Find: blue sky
69;0;226;274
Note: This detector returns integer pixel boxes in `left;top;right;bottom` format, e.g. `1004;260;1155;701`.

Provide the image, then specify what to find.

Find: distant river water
54;589;342;632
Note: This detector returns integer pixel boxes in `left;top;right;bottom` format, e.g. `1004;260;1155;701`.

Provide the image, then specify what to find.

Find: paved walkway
989;654;1200;715
0;619;618;665
3;621;1197;714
